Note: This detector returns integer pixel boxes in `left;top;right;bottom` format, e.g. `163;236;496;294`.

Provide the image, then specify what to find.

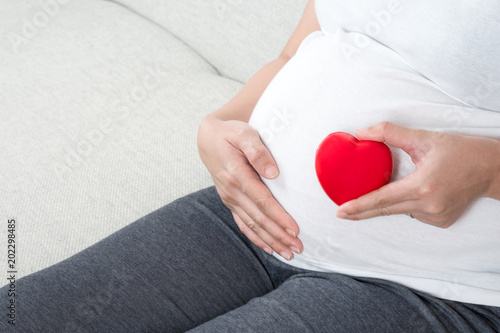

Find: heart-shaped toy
315;132;393;206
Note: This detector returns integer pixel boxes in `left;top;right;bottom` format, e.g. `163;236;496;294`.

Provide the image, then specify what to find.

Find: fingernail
337;211;348;219
280;251;292;261
285;229;296;237
290;246;301;254
263;247;273;255
263;165;279;179
355;127;373;139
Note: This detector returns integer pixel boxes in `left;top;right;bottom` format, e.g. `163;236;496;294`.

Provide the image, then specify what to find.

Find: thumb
355;121;416;152
234;126;280;179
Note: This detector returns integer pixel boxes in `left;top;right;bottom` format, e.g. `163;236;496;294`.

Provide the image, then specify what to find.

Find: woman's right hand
197;115;303;260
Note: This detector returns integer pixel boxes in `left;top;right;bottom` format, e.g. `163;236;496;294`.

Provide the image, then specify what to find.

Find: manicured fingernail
337;211;348;219
285;229;296;237
290;246;301;254
280;251;292;261
263;247;273;255
263;165;279;179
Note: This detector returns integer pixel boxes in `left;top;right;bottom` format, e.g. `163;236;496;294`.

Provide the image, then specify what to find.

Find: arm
207;0;321;123
197;0;321;259
485;139;500;201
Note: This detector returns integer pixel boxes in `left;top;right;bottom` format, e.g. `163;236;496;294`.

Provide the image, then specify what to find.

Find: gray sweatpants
1;186;499;332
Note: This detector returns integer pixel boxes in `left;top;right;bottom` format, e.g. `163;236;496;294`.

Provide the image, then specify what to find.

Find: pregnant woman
2;0;499;331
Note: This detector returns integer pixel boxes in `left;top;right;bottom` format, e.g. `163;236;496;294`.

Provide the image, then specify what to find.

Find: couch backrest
110;0;307;83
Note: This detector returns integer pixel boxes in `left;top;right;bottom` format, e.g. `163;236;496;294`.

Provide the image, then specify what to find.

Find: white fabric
249;0;500;307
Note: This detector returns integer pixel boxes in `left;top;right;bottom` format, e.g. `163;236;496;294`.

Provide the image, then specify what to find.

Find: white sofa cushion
109;0;308;83
0;0;244;277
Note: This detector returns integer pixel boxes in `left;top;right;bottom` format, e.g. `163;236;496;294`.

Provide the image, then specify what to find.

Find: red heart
315;132;393;206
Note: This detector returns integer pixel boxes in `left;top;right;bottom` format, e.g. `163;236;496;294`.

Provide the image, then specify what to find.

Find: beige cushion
110;0;307;82
0;0;306;280
0;0;242;278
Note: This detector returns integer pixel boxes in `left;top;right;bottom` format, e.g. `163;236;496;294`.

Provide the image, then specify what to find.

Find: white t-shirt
248;0;500;307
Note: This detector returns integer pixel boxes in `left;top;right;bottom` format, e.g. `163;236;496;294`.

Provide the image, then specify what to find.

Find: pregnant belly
248;30;500;300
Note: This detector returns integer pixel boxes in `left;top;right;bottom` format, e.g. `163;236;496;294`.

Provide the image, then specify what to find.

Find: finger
241;198;303;255
233;186;303;253
218;160;303;255
355;121;421;153
240;175;302;244
231;212;273;255
337;177;415;218
232;205;296;260
216;156;301;240
339;199;420;221
230;126;279;179
211;138;302;255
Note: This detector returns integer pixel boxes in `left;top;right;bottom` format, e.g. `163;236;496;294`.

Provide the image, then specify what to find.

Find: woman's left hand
336;122;500;228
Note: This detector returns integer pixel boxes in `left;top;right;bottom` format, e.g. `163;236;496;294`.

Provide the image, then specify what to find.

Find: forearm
485;138;500;201
207;55;291;123
204;0;320;123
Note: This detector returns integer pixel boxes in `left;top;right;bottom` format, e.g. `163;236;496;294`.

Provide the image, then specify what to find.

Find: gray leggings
2;186;499;332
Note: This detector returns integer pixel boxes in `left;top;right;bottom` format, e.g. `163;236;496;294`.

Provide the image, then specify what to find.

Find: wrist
207;106;252;123
484;138;500;200
197;116;220;149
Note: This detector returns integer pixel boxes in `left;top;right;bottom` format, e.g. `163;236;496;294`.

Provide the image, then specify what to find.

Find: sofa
0;0;307;283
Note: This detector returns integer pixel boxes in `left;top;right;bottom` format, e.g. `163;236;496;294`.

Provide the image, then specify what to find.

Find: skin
336;122;500;228
198;0;500;258
198;0;321;260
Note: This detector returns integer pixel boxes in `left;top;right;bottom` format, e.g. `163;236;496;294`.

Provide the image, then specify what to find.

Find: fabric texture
1;0;274;278
1;187;499;332
107;0;308;83
315;0;500;111
248;0;500;307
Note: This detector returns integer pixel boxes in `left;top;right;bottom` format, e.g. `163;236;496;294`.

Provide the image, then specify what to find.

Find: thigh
190;272;500;333
0;187;274;332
